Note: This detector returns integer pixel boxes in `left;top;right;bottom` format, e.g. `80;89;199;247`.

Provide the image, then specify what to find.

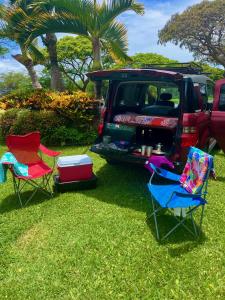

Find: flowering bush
0;90;99;145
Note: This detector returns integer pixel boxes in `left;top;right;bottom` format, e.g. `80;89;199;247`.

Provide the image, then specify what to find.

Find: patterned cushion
179;147;214;194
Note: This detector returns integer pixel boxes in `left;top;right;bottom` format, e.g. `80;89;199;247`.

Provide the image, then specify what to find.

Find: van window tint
116;83;145;107
115;81;181;117
219;84;225;111
199;83;208;107
207;82;214;103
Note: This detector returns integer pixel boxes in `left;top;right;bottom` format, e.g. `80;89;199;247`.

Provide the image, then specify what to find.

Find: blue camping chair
147;147;214;241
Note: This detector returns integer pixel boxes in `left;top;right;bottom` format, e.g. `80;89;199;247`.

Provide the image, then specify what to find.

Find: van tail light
181;126;198;147
183;126;197;134
98;107;106;136
98;123;104;135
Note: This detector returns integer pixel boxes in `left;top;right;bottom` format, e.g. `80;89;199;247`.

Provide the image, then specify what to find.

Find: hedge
0;90;99;146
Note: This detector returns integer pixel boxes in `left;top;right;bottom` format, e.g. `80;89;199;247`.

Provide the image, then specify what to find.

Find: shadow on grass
85;162;206;249
0;190;58;214
1;160;207;250
89;162;150;212
146;212;207;254
215;176;225;183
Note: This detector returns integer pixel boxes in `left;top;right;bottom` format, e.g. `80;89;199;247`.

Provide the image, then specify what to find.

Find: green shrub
47;126;97;146
0;109;97;146
0;109;19;137
0;89;99;145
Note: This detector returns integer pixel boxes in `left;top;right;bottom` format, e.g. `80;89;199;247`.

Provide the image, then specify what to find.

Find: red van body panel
211;79;225;152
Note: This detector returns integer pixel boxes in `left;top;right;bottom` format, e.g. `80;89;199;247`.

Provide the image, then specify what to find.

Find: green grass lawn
1;145;225;299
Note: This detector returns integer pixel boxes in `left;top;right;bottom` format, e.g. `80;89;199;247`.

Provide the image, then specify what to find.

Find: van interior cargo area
92;122;177;161
92;79;182;162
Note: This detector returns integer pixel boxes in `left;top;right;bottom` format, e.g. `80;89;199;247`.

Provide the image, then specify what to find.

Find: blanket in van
114;113;178;129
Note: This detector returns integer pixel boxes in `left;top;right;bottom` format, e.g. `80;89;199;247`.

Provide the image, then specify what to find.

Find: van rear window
114;81;180;117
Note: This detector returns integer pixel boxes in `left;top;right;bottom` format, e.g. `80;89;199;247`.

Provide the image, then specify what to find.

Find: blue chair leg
151;196;160;240
190;210;198;236
199;205;205;233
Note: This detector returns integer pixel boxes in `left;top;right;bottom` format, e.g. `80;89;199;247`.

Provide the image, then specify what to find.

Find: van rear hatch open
87;69;185;164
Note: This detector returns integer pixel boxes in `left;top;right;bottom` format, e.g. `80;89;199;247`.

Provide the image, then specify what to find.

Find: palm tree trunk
45;33;65;91
12;54;42;89
92;37;102;99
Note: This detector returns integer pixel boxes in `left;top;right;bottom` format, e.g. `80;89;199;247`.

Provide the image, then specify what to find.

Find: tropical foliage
0;72;33;95
159;0;225;68
0;1;44;89
21;0;144;97
54;36;93;91
0;90;99;145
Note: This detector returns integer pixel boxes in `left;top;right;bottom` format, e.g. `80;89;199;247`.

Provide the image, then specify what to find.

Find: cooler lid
57;154;92;167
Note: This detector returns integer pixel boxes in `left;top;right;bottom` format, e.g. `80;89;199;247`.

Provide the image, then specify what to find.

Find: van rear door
211;79;225;152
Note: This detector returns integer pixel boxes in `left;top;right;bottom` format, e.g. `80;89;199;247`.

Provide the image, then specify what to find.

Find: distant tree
113;52;178;68
201;64;224;82
114;52;224;81
0;72;33;94
158;0;225;68
52;35;114;91
56;36;93;91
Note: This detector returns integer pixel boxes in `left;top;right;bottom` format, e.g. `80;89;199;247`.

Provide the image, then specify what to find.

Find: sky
0;0;203;74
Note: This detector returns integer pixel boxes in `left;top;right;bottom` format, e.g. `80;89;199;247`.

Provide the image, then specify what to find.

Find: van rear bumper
90;144;179;166
90;145;148;164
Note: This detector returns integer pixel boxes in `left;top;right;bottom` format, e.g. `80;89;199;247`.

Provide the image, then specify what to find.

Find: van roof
184;74;212;84
87;69;184;81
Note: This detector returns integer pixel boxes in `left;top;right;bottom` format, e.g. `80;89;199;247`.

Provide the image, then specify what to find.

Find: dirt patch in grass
16;223;48;250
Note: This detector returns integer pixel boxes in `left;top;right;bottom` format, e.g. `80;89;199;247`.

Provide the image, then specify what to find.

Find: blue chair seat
147;183;206;209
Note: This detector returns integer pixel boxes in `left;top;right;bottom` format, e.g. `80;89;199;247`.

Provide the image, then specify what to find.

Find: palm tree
24;0;145;98
28;0;65;91
3;0;65;91
0;3;43;89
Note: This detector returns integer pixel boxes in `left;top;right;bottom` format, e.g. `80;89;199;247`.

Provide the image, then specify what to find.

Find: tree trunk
12;54;42;89
92;37;102;99
45;33;65;91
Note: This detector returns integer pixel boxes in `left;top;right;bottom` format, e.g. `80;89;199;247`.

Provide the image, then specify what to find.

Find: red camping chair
6;132;60;206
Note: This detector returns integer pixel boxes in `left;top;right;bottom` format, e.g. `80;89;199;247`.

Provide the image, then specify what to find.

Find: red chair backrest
6;132;41;164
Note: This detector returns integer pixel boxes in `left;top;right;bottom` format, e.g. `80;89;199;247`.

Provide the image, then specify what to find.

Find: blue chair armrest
174;191;207;198
166;190;207;206
149;163;180;182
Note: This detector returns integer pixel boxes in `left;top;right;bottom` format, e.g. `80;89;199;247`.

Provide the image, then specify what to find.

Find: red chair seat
16;161;53;179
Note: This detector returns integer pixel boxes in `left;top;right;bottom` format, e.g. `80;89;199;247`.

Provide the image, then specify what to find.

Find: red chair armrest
39;144;61;157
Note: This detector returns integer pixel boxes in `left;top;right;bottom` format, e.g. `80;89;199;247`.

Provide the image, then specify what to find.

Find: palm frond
24;12;87;45
98;0;144;32
101;20;128;53
102;39;131;63
28;42;46;63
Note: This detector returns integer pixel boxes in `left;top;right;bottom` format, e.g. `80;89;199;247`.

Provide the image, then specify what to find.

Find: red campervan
87;63;225;166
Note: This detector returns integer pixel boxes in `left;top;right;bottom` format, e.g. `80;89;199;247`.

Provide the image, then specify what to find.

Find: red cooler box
57;155;93;183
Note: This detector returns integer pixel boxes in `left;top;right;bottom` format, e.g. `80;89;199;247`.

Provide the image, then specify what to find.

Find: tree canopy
158;0;225;68
0;72;33;95
56;35;93;91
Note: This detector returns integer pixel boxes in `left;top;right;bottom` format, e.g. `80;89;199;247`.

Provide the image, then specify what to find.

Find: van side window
219;84;225;111
199;83;208;107
207;81;214;104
